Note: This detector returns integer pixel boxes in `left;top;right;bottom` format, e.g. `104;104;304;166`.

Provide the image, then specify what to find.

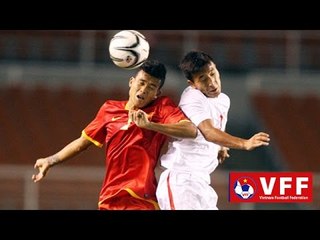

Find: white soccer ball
109;30;150;70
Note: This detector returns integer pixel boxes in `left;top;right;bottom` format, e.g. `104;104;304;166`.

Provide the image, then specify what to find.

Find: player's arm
198;119;270;150
32;135;93;183
130;110;197;138
146;120;197;138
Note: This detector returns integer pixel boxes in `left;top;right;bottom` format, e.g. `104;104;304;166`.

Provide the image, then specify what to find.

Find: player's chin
135;99;150;108
205;91;218;98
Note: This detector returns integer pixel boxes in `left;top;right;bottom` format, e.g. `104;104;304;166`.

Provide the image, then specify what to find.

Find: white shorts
156;169;218;210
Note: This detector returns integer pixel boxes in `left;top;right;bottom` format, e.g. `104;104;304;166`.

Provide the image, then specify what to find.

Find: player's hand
32;158;50;183
218;147;230;164
244;132;270;150
130;109;150;128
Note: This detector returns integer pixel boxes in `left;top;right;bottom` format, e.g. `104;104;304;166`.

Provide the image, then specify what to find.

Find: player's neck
125;101;138;110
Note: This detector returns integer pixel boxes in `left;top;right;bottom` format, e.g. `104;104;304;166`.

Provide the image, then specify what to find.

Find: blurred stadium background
0;30;319;210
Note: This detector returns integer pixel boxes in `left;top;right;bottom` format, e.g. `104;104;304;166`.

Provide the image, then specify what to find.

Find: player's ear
129;77;134;87
187;79;196;88
155;89;161;98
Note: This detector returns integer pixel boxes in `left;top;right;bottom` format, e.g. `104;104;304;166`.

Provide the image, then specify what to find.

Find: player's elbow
180;121;197;138
203;133;218;143
199;127;212;142
200;127;224;144
187;123;198;138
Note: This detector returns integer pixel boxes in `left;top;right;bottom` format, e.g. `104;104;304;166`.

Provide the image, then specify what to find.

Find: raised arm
198;119;270;151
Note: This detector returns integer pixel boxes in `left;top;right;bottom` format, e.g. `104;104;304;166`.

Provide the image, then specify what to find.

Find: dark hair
138;59;166;88
179;50;214;81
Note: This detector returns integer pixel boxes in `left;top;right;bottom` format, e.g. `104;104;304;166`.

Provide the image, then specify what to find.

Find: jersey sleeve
82;102;108;147
179;87;211;127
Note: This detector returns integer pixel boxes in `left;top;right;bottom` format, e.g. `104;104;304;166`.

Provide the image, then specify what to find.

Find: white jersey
156;86;230;210
160;86;230;175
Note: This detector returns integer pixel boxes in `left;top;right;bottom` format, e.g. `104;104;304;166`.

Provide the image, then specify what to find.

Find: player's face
188;62;221;98
127;70;161;109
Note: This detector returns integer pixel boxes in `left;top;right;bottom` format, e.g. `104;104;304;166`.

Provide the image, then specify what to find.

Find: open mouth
209;88;217;94
136;94;145;100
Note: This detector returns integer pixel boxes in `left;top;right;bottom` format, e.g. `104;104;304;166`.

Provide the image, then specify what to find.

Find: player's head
128;59;167;109
139;59;166;89
179;50;221;98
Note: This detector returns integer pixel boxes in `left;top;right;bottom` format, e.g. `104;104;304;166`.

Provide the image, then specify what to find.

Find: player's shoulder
217;93;230;108
105;99;123;104
182;86;200;94
155;96;176;106
180;87;207;107
218;92;230;103
104;99;126;108
181;86;204;99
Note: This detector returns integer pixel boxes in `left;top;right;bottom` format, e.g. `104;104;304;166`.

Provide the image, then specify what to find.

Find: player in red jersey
32;59;197;210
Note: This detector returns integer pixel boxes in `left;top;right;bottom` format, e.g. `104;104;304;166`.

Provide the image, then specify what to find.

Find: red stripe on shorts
167;173;175;210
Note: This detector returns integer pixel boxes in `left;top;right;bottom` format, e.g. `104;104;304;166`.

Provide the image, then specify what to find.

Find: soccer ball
234;181;254;199
109;30;150;70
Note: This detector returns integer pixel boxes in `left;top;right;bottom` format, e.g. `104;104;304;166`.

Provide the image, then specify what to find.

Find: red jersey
82;96;189;210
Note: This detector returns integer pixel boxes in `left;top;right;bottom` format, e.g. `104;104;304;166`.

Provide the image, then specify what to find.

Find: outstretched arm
198;119;270;151
32;135;92;183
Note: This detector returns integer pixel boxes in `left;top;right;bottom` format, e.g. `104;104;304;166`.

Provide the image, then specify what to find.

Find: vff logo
229;172;313;203
233;177;256;200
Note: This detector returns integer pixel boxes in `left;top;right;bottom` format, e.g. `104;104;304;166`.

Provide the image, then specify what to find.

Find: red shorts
99;193;159;210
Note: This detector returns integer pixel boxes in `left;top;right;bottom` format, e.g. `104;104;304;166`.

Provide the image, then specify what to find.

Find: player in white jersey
156;50;270;210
